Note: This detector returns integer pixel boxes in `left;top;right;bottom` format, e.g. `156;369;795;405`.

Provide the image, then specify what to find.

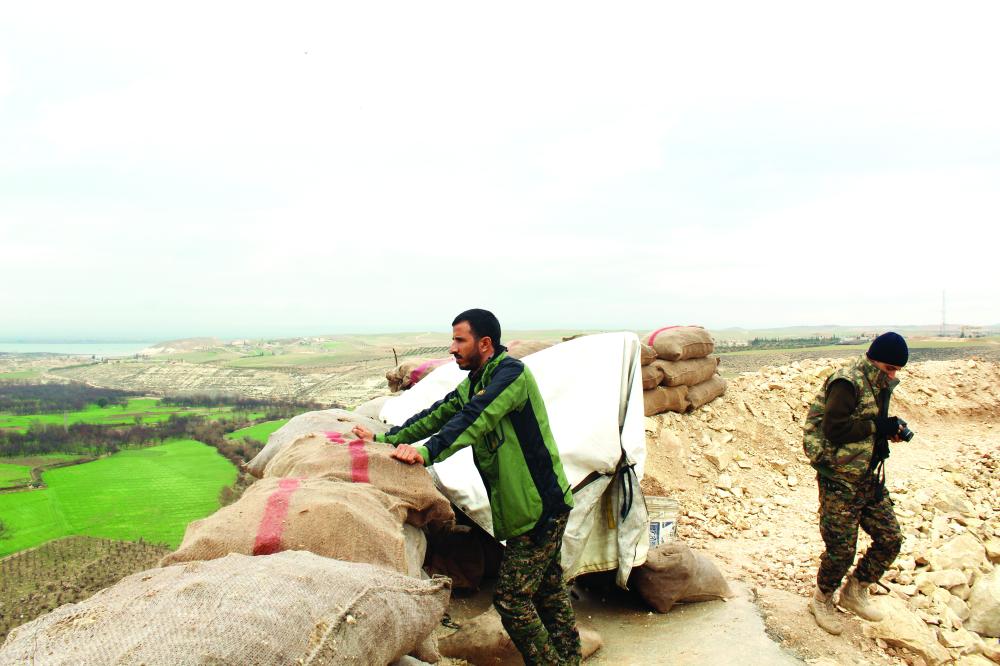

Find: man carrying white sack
353;308;580;665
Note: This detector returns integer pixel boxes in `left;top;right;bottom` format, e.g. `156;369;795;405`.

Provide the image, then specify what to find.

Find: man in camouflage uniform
353;309;581;665
801;332;910;634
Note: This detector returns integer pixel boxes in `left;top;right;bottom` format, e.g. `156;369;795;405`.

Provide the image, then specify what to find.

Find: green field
0;370;42;380
0;397;261;432
0;462;31;486
226;418;289;444
0;439;236;557
0;454;87;488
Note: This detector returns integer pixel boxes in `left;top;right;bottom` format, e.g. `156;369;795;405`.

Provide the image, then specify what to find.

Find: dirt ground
641;352;1000;665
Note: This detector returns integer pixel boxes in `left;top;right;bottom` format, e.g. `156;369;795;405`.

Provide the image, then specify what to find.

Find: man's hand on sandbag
391;444;425;466
351;425;375;442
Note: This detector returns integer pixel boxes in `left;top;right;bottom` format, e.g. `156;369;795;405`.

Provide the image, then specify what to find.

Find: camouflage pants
494;512;582;666
816;474;902;595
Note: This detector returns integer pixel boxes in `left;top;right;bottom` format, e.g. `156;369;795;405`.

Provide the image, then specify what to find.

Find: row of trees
160;393;322;413
745;336;840;350
0;414;216;458
0;383;137;415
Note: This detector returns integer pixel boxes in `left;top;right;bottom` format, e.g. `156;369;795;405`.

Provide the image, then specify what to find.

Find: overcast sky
2;2;999;340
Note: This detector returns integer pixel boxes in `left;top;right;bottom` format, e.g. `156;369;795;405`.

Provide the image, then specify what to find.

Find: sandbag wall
1;411;456;666
641;326;727;416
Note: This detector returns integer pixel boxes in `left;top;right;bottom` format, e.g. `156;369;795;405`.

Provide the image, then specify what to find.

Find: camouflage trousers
816;473;902;595
494;512;582;666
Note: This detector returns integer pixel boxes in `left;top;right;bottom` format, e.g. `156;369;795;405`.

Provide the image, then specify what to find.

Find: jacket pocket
485;422;507;453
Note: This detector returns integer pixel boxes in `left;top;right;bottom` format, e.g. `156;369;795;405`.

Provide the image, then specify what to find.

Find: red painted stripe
324;431;346;443
348;438;369;483
647;325;682;346
409;357;452;386
252;478;301;556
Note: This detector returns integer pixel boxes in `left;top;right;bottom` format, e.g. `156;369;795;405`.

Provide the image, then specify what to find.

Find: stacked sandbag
244;408;390;477
263;431;455;529
0;551;450;666
160;477;414;574
631;541;733;613
686;374;728;410
387;357;454;392
640;343;657;367
646;325;715;361
642;326;726;414
643;385;690;416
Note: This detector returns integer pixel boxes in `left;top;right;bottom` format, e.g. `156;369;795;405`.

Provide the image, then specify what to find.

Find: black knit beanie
867;332;909;367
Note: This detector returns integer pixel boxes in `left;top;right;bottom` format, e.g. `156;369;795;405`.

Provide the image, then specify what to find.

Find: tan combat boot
809;587;844;635
838;576;885;622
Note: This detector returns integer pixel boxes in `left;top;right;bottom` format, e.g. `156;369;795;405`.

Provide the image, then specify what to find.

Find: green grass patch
0;439;236;557
0;462;31;486
0;370;42;381
226;419;289;444
0;398;253;432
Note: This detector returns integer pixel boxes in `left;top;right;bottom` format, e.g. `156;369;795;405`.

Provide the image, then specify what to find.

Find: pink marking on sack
409;357;453;386
647;325;682;346
252;477;301;556
347;438;369;483
324;431;346;443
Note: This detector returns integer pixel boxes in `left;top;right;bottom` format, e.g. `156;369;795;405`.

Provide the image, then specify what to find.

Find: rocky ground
641;355;1000;665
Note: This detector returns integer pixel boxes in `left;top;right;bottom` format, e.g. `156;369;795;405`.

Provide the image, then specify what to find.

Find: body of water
0;343;155;357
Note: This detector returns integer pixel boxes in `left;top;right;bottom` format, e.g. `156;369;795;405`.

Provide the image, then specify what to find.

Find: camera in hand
897;418;915;442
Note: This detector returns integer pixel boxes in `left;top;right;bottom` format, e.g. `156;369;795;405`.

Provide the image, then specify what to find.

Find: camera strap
869;386;891;498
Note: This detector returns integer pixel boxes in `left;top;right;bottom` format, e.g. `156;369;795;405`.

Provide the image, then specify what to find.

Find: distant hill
139;337;221;355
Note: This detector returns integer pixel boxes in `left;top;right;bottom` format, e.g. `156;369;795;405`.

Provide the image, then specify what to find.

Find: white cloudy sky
2;2;999;339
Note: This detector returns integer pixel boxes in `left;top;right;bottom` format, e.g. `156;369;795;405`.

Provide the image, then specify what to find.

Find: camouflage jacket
802;355;898;486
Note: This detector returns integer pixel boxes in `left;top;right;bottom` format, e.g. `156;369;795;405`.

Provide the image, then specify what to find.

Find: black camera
897;418;915;442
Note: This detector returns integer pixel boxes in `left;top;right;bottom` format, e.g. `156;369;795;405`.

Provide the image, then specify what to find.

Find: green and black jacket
375;349;573;540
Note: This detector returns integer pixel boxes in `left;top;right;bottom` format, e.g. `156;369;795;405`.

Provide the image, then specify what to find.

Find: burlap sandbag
353;395;393;421
643;385;690;416
438;607;603;664
245;409;390;478
640;343;657;367
387;357;454;393
685;374;727;410
641;363;666;390
631;541;733;613
161;478;411;573
506;340;554;359
0;551;450;666
263;432;455;529
645;326;714;361
656;356;720;388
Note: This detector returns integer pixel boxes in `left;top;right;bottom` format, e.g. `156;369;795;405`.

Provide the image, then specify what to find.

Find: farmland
0;536;171;642
226;418;288;444
0;462;30;486
0;397;266;433
0;439;236;557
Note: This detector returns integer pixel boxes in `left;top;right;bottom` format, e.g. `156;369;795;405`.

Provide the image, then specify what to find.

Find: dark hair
452;309;502;348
